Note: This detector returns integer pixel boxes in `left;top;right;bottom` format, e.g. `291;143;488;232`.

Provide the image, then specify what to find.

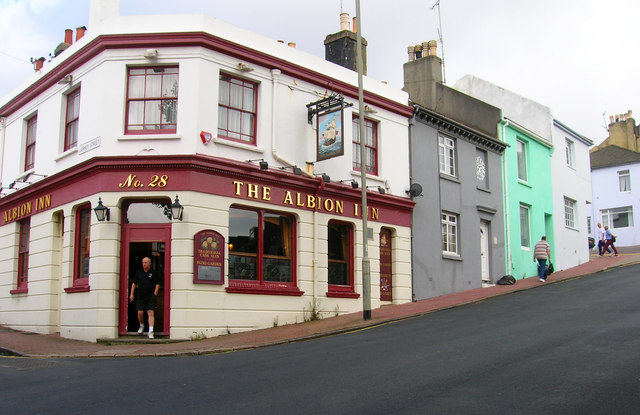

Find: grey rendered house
403;42;507;300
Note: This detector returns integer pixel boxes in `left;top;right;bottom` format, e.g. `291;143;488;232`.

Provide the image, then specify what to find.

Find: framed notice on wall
317;108;344;161
193;229;225;284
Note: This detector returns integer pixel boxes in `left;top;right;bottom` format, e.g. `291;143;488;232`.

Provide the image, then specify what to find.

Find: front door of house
119;200;172;336
480;221;490;282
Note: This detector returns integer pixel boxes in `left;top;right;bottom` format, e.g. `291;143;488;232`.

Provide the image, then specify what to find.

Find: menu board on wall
194;229;225;284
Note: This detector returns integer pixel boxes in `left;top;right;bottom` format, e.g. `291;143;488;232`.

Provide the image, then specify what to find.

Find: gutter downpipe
501;119;512;275
270;68;317;302
0;117;5;187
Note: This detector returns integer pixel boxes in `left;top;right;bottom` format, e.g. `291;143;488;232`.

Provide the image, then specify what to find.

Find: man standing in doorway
533;236;551;282
129;257;161;339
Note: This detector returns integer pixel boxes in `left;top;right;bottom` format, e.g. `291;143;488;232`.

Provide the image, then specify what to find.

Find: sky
1;0;638;145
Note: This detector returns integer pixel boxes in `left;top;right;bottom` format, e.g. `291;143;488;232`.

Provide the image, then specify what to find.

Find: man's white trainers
137;326;144;335
148;332;154;339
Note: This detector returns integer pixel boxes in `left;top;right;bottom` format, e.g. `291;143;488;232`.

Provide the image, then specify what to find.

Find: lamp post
355;0;371;320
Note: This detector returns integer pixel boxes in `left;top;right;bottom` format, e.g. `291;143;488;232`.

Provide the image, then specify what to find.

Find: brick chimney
324;12;367;74
600;110;639;152
53;29;73;57
76;26;87;41
34;57;45;72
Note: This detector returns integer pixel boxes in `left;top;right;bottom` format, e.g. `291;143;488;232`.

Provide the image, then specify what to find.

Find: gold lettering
262;187;271;201
283;191;293;205
233;181;243;196
371;207;379;220
295;193;305;207
247;184;259;199
354;203;360;217
35;194;51;211
306;195;316;209
323;198;334;212
119;174;137;188
335;200;344;214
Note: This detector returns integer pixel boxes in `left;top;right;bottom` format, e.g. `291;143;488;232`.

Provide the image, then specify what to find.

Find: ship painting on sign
317;109;343;160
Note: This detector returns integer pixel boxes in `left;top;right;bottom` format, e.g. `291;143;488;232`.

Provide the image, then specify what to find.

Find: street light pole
355;0;371;320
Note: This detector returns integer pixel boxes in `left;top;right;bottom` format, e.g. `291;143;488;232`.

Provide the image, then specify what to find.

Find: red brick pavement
1;249;638;358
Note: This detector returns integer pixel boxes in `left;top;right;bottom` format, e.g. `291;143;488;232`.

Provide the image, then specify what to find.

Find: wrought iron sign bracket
306;94;353;124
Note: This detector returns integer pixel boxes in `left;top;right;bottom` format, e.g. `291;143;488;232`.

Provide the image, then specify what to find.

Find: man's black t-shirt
132;268;162;297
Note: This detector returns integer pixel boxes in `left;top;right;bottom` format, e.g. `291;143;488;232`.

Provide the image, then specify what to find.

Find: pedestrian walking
533;236;551;282
596;222;611;256
602;226;618;257
129;257;162;339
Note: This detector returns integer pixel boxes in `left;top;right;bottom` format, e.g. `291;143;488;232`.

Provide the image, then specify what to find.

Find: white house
0;1;414;342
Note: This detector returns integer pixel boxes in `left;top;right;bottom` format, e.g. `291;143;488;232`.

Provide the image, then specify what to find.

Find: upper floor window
441;212;459;254
520;204;530;248
25;115;37;171
618;169;631;192
601;206;634;229
218;74;257;144
564;197;576;228
227;206;300;295
438;135;456;176
125;66;178;134
516;139;527;181
352;116;378;175
565;138;575;168
64;88;81;151
327;220;358;298
11;218;30;294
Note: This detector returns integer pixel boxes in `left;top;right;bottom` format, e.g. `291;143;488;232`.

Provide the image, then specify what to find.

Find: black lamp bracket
306;93;353;124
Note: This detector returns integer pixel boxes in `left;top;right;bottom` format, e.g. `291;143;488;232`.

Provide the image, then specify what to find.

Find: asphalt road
2;265;639;415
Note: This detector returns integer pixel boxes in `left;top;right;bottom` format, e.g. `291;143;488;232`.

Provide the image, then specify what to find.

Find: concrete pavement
2;247;639;358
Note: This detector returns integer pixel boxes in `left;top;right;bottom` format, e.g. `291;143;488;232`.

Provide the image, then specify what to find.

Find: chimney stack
53;29;73;57
403;40;443;108
324;13;367;74
34;57;45;72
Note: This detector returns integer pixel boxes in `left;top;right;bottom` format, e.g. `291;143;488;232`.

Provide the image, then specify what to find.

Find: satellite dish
409;183;423;198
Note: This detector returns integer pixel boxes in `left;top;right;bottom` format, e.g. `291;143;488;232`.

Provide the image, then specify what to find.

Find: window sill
214;136;264;153
64;285;90;293
226;282;304;296
517;179;532;188
440;173;460;184
326;291;360;299
10;287;28;295
442;253;462;261
477;186;491;194
117;133;181;141
55;147;78;161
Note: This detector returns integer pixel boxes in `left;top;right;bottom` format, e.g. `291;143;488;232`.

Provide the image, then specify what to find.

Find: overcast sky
1;0;638;145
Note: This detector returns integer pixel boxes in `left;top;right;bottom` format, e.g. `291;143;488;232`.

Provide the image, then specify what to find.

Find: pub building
0;2;414;342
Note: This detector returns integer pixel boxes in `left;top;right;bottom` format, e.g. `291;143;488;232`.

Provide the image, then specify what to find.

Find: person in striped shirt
533;236;551;282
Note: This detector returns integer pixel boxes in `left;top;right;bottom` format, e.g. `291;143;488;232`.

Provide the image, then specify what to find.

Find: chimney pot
428;40;438;56
353;17;357;33
76;26;86;41
340;12;350;31
287;42;296;48
34;57;45;71
407;46;415;61
64;29;73;45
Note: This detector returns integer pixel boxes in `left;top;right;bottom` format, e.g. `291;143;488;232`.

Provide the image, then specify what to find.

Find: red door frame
380;228;393;302
119;224;171;335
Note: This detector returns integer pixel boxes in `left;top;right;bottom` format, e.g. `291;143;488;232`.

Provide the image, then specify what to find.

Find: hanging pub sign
306;93;353;162
317;108;344;161
193;229;225;284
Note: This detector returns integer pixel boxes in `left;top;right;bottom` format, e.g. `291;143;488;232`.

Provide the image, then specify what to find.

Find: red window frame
352;116;378;175
64;88;81;151
66;204;91;293
327;220;359;298
125;66;178;134
218;73;258;145
11;218;30;294
25;115;37;171
226;206;302;296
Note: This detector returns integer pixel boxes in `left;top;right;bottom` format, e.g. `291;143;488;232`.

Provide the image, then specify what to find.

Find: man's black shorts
135;294;157;311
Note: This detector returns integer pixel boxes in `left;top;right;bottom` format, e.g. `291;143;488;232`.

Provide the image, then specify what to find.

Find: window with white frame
25;115;37;171
618;169;631;192
64;88;81;151
352;116;378;175
125;66;178;134
520;204;530;247
516;139;527;181
438;135;456;176
441;212;458;254
601;206;634;229
565;138;575;168
564;197;576;228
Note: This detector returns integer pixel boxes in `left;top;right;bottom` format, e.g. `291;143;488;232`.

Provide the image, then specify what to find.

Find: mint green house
501;120;554;278
455;76;555;279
